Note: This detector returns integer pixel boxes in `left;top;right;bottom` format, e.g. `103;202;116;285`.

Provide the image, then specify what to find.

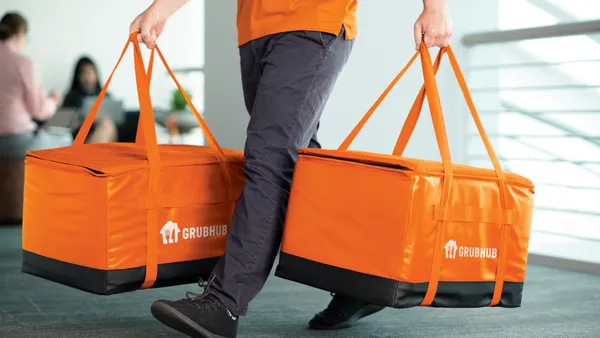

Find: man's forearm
423;0;447;10
153;0;189;17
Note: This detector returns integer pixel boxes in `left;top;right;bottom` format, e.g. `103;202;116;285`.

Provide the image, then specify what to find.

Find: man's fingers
435;31;451;47
129;15;141;35
138;19;157;48
424;32;435;48
140;22;152;41
444;32;453;47
414;23;423;50
440;35;450;48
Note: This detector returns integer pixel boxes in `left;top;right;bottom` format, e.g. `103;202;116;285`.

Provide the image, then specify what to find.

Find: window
465;0;600;259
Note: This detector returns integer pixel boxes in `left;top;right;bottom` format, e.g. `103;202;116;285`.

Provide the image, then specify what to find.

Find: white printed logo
444;239;497;259
160;221;228;245
160;221;181;244
444;239;458;258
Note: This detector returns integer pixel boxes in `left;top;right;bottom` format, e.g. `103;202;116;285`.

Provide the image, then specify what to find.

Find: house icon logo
160;221;181;245
445;239;458;259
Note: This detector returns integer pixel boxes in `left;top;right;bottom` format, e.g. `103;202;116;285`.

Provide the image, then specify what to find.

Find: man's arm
130;0;190;49
414;0;452;50
20;58;60;121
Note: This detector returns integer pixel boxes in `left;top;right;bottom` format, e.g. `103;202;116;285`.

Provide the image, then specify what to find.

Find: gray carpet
1;225;599;338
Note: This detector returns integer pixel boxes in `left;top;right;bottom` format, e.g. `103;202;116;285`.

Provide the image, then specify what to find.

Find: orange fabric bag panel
275;45;535;308
21;34;245;295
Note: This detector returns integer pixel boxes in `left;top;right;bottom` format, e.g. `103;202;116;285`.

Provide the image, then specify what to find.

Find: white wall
0;0;204;112
204;1;245;150
205;0;500;164
321;0;499;162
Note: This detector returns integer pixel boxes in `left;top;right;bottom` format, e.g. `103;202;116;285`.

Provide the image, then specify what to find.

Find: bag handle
72;34;235;289
392;49;445;156
417;44;512;307
133;48;155;145
72;46;154;146
337;48;446;152
447;46;511;307
72;34;234;198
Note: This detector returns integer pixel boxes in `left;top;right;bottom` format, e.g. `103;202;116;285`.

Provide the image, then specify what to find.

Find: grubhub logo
444;239;497;259
160;221;228;245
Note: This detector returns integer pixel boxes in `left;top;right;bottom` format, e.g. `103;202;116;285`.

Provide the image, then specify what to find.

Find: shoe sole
309;304;385;330
151;301;226;338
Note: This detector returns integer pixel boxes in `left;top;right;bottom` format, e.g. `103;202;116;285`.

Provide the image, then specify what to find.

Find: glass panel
499;88;600;111
532;209;600;240
546;0;600;20
470;0;600;248
513;34;600;97
515;136;600;161
534;185;600;214
584;164;600;174
556;60;600;87
497;65;583;87
468;112;567;136
499;0;558;30
468;138;554;159
501;160;600;188
543;113;600;136
468;159;495;170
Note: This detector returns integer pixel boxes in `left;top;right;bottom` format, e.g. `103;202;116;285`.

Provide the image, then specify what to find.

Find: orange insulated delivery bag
21;34;244;295
275;46;535;308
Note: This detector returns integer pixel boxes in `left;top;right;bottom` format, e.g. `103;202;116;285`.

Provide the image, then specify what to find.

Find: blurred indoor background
0;0;598;337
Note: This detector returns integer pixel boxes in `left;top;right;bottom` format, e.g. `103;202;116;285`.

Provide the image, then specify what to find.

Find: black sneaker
308;293;385;330
150;277;239;338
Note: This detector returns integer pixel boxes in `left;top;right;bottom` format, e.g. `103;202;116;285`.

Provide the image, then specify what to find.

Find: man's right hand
129;0;189;49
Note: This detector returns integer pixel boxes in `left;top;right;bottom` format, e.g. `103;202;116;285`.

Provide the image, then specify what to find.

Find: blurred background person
0;12;116;159
0;11;66;157
62;55;118;142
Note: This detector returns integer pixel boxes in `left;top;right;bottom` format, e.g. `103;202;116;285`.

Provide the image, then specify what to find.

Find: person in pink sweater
0;12;115;158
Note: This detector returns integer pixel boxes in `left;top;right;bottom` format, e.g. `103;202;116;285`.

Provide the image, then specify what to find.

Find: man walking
130;1;451;337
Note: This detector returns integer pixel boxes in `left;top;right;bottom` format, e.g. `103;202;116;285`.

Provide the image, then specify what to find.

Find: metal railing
460;14;600;261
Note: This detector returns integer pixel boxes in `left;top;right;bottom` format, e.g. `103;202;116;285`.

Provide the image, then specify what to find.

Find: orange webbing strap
418;44;455;307
130;36;162;290
135;39;234;288
338;48;446;151
392;48;446;156
134;48;155;145
418;45;512;306
73;42;154;145
153;46;234;209
445;47;512;306
71;34;161;289
73;40;130;145
338;53;418;150
433;206;518;225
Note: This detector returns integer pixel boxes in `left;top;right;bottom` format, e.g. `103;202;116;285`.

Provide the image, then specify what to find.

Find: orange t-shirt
236;0;358;46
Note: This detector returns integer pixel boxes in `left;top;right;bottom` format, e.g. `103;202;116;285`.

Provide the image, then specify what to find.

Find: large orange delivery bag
22;34;245;295
275;46;535;308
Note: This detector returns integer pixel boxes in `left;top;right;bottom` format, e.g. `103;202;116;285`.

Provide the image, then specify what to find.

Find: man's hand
129;0;189;49
414;0;452;50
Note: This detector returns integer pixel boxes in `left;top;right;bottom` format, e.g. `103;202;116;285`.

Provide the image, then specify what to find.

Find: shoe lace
185;275;222;312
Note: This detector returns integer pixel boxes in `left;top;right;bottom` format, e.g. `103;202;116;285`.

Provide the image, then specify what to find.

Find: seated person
63;56;118;142
0;12;114;159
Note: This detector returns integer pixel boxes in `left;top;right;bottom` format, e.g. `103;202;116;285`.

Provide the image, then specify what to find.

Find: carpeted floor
1;225;599;337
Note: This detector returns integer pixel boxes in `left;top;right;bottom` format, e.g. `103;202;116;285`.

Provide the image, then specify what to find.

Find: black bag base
22;250;219;295
275;252;523;308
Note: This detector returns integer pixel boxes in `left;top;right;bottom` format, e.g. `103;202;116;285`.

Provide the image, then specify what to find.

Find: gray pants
0;128;72;159
208;26;354;315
